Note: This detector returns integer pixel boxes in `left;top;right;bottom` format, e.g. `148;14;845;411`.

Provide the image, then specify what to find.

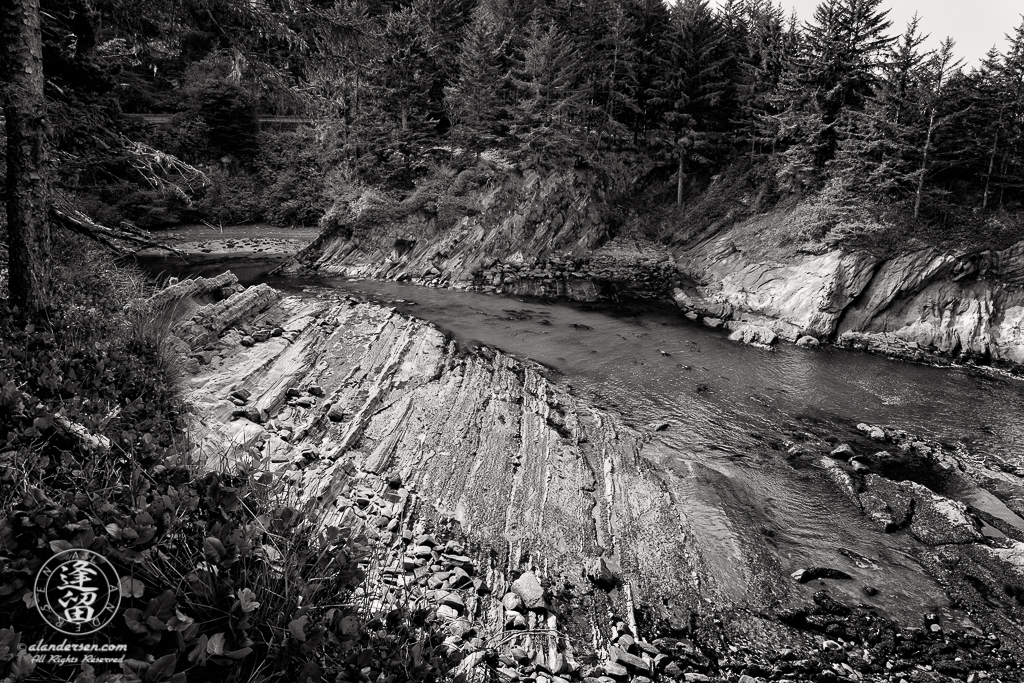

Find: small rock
608;646;649;674
617;634;636;653
230;388;251;402
308;385;325;397
603;662;628;679
414;534;438;547
796;335;820;348
502;592;524;612
856;423;887;441
791;567;853;583
862;585;879;597
587;556;621;589
436;605;458;620
511;648;531;665
327;405;347;422
682;674;708;683
439;592;465;612
830;443;855;458
240;336;255;347
664;663;684;678
504;610;527;629
511;571;546;610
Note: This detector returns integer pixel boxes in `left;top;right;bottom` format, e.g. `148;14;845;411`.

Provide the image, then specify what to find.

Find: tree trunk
676;154;684;207
983;125;999;211
913;110;936;220
2;0;51;312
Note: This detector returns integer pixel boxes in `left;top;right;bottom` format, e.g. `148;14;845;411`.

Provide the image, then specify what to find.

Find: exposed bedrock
282;162;1024;367
673;236;1024;368
279;166;678;301
153;275;1024;677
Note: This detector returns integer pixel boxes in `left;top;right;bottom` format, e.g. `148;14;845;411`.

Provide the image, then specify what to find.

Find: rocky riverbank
278;166;1024;371
151;272;1024;682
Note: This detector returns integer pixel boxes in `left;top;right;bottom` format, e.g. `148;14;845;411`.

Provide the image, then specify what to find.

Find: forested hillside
5;0;1024;248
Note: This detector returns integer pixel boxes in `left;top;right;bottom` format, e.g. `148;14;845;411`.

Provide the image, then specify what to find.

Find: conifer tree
832;17;930;195
779;0;893;177
510;20;592;162
735;0;796;159
655;0;732;205
445;6;514;149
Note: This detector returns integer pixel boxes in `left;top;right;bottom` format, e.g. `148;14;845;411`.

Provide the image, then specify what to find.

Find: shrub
0;242;452;683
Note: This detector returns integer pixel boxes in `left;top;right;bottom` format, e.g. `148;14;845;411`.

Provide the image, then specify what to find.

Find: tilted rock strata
160;276;1024;679
286;162;1024;366
674;235;1024;368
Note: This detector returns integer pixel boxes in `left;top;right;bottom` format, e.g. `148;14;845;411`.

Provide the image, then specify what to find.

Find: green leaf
220;647;252;660
187;635;208;665
119;576;145;599
125;608;148;635
206;632;226;656
288;616;307;642
145;653;177;682
49;539;74;553
203;537;226;564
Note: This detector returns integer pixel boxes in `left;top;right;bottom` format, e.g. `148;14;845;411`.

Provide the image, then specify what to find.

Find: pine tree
912;38;963;217
366;8;441;134
510;20;592;162
735;0;797;159
780;0;893;176
832;16;930;196
654;0;732;205
445;6;514;150
620;0;674;144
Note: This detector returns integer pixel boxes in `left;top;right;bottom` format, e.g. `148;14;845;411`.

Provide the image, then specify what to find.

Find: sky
757;1;1023;67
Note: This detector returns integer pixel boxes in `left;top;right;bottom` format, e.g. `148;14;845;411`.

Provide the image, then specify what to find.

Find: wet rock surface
161;275;1024;682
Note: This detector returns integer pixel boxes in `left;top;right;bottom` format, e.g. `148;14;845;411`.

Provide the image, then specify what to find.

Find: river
144;256;1024;623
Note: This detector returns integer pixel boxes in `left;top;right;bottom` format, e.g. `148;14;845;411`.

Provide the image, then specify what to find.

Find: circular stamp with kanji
34;549;121;635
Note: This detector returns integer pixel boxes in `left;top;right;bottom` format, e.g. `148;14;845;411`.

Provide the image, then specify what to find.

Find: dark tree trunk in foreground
2;0;51;312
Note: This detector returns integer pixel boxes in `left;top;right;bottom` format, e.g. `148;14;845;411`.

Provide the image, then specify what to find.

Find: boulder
608;646;649;674
796;335;820;348
502;592;524;612
860;475;982;544
511;571;546;610
727;323;778;348
830;443;855;459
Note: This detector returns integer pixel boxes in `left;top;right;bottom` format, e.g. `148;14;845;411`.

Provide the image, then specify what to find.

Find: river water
147;257;1024;621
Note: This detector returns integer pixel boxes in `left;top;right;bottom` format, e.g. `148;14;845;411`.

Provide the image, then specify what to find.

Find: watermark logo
33;549;121;636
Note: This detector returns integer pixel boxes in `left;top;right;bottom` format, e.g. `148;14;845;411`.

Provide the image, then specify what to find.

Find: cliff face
673;229;1024;368
284;166;1024;368
281;164;678;300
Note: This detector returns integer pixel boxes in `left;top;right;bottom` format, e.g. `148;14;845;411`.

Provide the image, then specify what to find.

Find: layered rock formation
673;231;1024;368
282;164;1024;368
150;273;1024;681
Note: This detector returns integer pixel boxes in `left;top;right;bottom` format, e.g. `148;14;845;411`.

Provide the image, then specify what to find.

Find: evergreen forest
5;0;1024;253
